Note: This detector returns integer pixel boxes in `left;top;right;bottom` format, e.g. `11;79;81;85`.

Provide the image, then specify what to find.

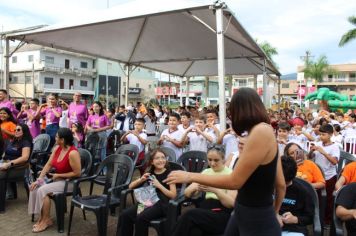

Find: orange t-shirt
342;162;356;184
1;121;16;140
296;160;326;184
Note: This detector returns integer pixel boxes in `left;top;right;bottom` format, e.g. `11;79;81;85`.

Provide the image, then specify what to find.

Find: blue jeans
46;123;59;150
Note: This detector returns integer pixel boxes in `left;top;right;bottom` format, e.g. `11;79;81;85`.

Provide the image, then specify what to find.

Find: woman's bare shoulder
250;123;275;138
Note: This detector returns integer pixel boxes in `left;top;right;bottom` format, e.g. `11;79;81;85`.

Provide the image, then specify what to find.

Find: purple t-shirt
86;114;109;129
20;109;40;138
0;100;18;117
68;102;88;127
74;132;84;148
41;106;62;125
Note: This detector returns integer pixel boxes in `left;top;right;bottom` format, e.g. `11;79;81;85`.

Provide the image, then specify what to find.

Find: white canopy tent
3;0;280;130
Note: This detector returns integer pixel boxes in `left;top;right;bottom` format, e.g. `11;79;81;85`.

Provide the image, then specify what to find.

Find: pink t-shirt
41;106;62;125
86;114;109;129
20;109;40;138
68;102;88;127
0;100;18;117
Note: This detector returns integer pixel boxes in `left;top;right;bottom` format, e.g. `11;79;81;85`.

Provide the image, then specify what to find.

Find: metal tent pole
215;4;226;131
185;77;190;106
179;77;183;106
3;38;9;90
262;58;268;106
125;64;130;107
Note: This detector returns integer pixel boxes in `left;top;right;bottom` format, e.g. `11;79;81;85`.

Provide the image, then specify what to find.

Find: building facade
9;44;96;103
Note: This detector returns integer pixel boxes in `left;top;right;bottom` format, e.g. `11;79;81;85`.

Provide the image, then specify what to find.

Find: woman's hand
164;171;192;185
29;178;44;191
0;162;11;170
276;214;284;227
48;173;59;181
140;173;150;182
151;176;163;189
198;184;217;193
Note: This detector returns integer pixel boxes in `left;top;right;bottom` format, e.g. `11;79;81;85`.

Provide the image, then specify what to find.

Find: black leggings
225;204;281;236
117;201;168;236
172;208;231;236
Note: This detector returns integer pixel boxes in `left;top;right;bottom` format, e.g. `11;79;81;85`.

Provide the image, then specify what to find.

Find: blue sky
0;0;355;74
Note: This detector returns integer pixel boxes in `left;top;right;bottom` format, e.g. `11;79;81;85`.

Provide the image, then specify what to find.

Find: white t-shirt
178;124;192;133
313;141;340;180
331;134;343;149
222;134;238;160
161;128;184;159
144;116;156;134
289;133;308;151
228;151;239;169
59;110;68;128
187;131;213;152
126;132;147;153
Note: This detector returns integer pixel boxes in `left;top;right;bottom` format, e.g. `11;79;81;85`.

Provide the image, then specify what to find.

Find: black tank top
236;150;278;207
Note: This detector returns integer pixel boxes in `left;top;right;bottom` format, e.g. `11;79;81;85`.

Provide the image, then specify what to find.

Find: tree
303;55;335;88
255;40;278;89
339;15;356;47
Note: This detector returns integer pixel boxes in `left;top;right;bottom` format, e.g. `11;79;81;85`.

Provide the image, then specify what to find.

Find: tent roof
6;0;280;77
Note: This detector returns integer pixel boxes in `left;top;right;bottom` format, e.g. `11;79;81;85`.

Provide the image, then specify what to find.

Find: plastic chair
118;162;186;236
294;178;323;236
89;144;139;195
178;151;208;173
160;146;177;162
330;183;356;236
30;134;52;179
84;133;102;174
50;148;92;233
106;130;121;155
338;150;356;176
68;154;134;236
343;137;356;156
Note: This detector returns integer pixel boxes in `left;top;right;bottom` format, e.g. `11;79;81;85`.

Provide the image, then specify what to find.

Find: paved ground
0;172;160;236
0;178;334;236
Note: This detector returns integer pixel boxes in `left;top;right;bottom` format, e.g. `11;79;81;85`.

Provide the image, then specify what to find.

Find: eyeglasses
15;128;22;132
208;145;225;153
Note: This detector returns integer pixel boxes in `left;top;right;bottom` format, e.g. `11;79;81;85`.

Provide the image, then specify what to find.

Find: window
238;79;247;87
28;55;33;62
80;80;88;87
282;83;289;88
136;83;139;88
328;74;333;79
44;77;53;84
80;62;88;68
25;76;31;83
45;56;54;64
349;73;356;82
123;82;126;86
12;56;17;63
9;76;18;83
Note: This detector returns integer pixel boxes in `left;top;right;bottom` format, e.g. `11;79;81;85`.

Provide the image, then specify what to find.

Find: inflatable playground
305;87;356;112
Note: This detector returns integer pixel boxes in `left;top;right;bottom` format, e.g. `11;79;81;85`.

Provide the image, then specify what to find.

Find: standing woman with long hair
86;101;110;160
35;94;62;148
165;88;286;236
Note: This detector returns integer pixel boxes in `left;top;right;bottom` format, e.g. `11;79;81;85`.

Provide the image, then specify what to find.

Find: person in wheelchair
172;146;237;236
279;155;314;236
118;148;176;236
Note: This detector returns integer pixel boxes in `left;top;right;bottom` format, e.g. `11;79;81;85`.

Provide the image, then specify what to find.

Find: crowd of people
0;87;356;235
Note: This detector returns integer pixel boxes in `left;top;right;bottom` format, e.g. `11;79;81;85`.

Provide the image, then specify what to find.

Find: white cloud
1;0;355;74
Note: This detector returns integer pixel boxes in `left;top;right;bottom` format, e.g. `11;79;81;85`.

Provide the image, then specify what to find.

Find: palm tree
255;40;278;89
303;55;335;88
339;15;356;47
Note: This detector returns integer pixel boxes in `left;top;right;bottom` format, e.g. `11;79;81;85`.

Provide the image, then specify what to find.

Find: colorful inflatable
305;87;356;111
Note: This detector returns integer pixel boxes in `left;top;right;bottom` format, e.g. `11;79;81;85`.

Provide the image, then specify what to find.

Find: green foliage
303;55;336;85
339;15;356;47
256;39;278;67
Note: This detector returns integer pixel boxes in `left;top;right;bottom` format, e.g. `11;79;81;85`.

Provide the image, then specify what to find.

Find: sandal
32;222;53;233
